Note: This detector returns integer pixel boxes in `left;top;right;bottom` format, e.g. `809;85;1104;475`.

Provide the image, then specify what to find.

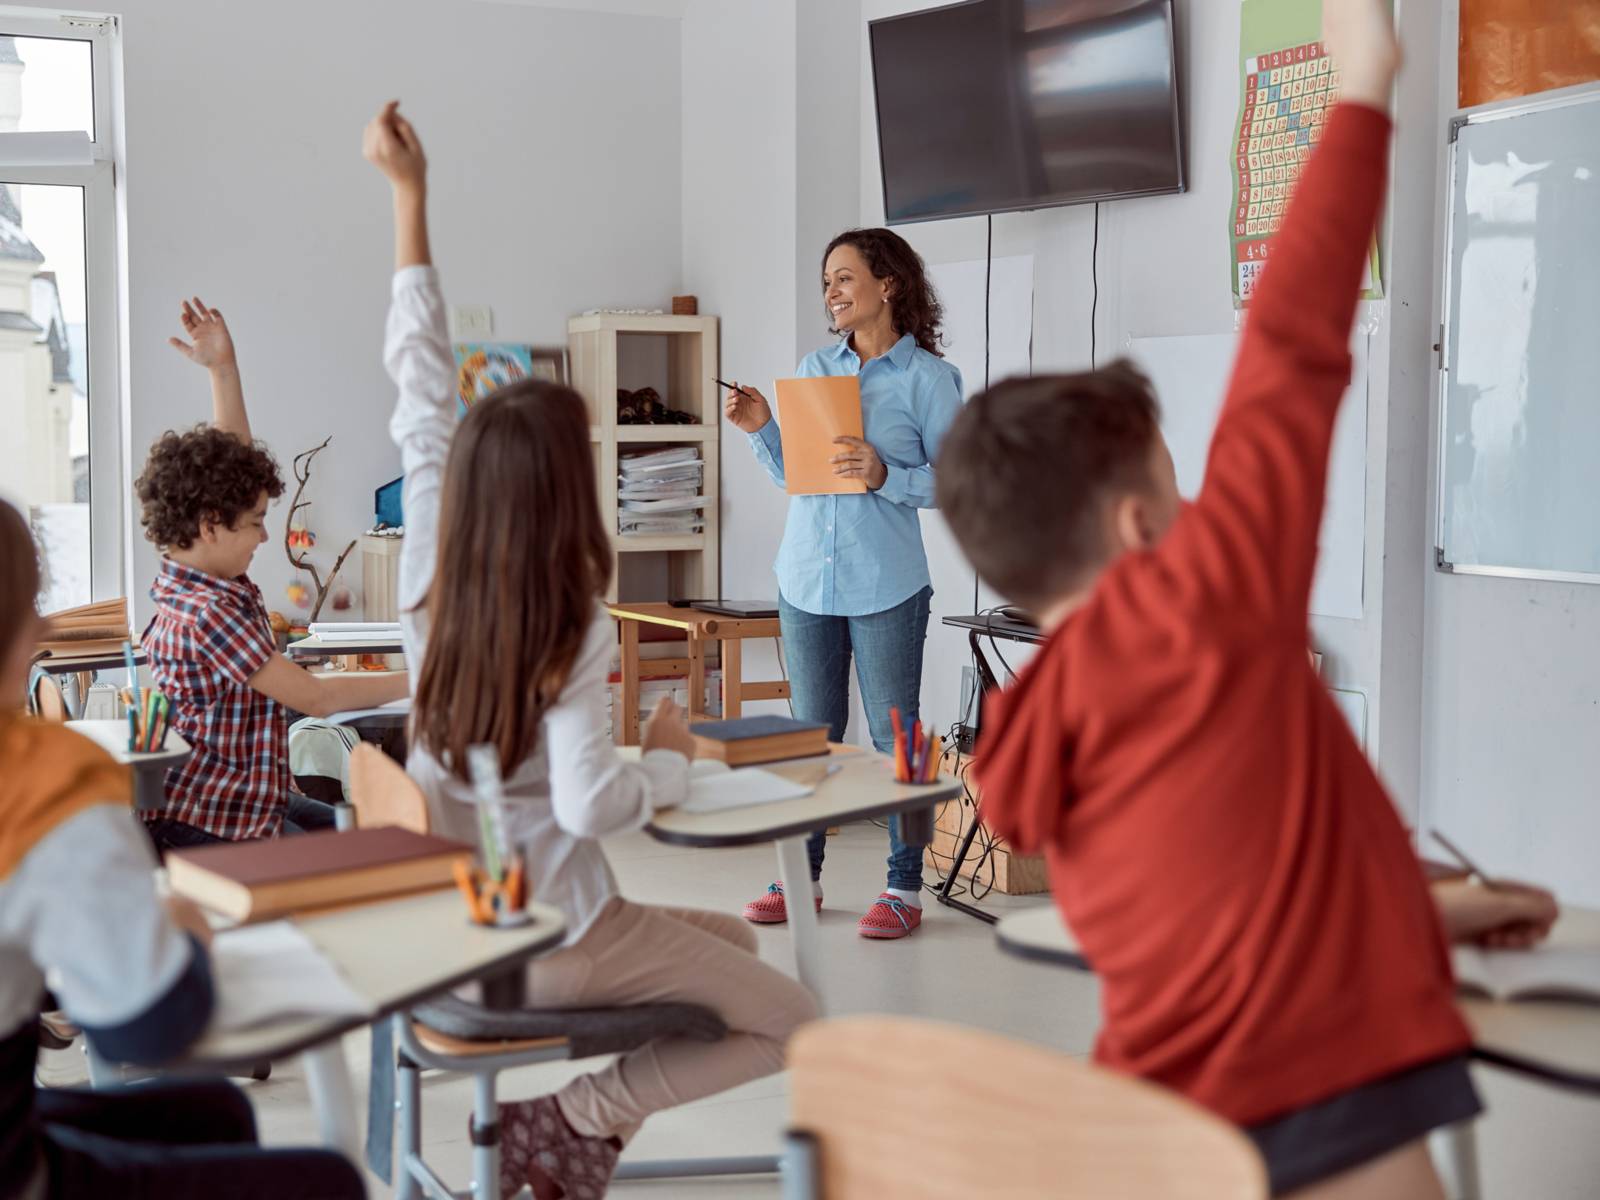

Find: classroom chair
782;1016;1268;1200
27;665;70;722
348;745;766;1200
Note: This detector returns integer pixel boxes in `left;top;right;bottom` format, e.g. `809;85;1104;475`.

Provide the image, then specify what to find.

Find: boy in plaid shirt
135;298;409;853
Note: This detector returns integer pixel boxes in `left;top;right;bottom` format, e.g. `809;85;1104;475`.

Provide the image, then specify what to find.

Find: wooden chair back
348;742;431;834
28;668;69;722
787;1016;1267;1200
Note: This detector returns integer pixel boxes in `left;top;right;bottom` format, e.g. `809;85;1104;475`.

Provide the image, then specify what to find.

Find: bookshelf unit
568;313;720;604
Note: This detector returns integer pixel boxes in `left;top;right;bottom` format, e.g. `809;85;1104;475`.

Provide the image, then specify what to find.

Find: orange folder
774;376;867;496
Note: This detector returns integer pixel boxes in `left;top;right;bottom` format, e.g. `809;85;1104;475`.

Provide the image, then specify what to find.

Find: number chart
1229;6;1384;309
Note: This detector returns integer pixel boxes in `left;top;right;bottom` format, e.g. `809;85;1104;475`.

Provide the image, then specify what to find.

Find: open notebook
208;921;370;1032
1453;944;1600;1004
675;760;820;815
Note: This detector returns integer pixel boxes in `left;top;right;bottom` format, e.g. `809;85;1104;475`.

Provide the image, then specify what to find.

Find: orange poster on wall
1460;0;1600;108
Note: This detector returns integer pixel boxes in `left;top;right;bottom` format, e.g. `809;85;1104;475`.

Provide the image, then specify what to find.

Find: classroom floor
38;821;1600;1198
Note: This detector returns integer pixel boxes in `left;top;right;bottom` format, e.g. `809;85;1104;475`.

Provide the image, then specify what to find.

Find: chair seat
410;995;727;1060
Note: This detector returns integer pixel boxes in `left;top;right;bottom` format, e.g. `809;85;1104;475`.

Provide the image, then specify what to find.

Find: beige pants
520;897;819;1142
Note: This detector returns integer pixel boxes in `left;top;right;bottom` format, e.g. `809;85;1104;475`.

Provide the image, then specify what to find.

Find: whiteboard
1127;332;1368;620
1437;87;1600;582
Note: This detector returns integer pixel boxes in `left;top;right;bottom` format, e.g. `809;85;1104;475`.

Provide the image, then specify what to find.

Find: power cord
1090;201;1100;369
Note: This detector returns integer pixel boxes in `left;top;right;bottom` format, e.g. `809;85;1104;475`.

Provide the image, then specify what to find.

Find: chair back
27;667;69;722
786;1016;1266;1200
348;742;431;834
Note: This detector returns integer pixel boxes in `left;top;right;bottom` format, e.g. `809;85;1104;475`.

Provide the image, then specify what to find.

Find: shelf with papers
615;425;718;443
614;533;707;553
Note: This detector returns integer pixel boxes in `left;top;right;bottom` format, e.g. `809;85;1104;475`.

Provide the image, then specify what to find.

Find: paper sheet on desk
208;921;369;1032
677;762;815;815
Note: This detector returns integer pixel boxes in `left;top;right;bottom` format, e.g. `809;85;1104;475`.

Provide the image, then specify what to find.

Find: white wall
1419;5;1600;907
6;0;684;625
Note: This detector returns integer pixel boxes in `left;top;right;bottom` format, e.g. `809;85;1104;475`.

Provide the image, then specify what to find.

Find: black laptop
669;599;780;619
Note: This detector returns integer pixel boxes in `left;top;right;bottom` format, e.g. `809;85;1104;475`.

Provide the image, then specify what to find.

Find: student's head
937;361;1181;622
0;500;46;708
822;228;944;356
412;379;612;779
135;427;283;578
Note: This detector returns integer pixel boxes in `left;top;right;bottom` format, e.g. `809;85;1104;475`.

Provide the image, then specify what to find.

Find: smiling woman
722;226;963;941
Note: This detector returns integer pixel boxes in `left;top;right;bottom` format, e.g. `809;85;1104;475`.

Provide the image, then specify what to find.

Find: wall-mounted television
869;0;1186;224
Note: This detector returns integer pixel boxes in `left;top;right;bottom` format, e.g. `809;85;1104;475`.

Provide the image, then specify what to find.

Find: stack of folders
618;447;706;537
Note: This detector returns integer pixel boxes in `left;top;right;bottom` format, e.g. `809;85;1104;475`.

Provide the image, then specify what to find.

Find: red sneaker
742;881;822;925
858;893;922;939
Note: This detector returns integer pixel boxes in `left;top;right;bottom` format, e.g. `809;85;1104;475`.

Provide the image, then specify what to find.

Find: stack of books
618;447;705;537
691;715;830;766
38;598;130;661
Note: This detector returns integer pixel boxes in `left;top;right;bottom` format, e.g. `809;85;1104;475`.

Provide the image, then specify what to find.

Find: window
0;12;119;615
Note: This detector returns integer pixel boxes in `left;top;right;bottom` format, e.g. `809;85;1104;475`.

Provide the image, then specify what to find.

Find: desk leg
1430;1121;1482;1200
775;836;822;1008
303;1038;364;1175
688;637;706;720
620;619;640;747
722;638;742;719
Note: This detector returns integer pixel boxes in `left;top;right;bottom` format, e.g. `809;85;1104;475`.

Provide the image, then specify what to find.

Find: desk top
35;647;148;676
942;612;1048;645
288;634;406;658
607;602;782;640
645;750;960;848
995;904;1600;1095
180;891;566;1067
67;718;191;769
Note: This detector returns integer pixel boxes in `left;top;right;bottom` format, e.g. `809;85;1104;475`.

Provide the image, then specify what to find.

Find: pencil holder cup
452;853;532;929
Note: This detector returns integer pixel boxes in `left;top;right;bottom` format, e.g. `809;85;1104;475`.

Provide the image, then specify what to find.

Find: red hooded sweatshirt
974;104;1469;1128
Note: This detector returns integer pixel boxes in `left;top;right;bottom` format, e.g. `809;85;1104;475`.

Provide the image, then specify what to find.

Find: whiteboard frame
1434;83;1600;584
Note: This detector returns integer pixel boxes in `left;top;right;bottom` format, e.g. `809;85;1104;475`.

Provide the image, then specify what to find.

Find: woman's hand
168;297;236;372
831;436;888;490
723;382;772;434
1432;877;1559;949
642;697;698;761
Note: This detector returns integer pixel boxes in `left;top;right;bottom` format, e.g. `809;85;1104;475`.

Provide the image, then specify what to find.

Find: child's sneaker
858;893;922;939
741;881;822;925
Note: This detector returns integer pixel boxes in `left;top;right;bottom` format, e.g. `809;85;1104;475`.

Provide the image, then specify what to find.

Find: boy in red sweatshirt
937;3;1551;1195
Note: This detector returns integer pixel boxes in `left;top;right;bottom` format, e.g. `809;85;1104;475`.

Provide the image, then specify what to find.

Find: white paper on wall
1126;332;1368;621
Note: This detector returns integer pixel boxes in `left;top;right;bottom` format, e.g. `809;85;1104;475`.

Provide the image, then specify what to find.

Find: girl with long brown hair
367;103;816;1199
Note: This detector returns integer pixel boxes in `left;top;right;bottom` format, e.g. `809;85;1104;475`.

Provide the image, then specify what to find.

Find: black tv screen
870;0;1185;224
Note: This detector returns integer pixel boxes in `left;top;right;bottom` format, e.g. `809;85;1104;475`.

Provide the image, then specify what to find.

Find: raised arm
168;297;250;442
1180;0;1398;617
365;101;455;646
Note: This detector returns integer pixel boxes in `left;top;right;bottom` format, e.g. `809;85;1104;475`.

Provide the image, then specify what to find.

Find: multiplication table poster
1231;0;1385;308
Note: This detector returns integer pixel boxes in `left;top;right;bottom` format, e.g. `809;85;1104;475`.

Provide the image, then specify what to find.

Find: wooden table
607;603;790;745
177;891;566;1168
67;718;192;812
645;749;960;1001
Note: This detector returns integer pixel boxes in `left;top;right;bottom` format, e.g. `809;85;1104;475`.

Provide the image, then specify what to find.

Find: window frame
0;9;124;604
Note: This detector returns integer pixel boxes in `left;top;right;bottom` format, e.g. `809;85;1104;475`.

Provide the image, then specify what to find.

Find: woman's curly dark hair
135;426;284;550
822;227;945;357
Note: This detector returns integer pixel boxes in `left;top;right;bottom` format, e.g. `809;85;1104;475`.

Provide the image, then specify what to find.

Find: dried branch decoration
285;436;357;624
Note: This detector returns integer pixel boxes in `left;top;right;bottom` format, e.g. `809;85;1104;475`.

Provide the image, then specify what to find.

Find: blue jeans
780;586;932;892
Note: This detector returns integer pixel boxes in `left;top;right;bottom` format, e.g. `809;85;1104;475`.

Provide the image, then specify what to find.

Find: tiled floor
38;822;1600;1197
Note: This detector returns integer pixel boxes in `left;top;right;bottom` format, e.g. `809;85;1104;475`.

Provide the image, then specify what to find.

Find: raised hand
723;382;772;434
1323;0;1401;111
831;436;888;490
168;296;236;371
363;99;428;191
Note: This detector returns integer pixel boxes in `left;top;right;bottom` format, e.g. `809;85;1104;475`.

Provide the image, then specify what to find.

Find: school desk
287;633;406;673
36;646;148;719
995;903;1600;1200
67;717;192;812
642;748;960;1002
173;890;566;1167
606;603;790;746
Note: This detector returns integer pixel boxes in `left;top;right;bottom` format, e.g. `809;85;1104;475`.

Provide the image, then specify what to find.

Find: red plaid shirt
142;558;287;839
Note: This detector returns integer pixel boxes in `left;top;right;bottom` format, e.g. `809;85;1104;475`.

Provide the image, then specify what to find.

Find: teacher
724;227;962;941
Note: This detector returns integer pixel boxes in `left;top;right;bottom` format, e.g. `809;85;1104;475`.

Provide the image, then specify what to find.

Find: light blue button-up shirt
749;333;963;617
